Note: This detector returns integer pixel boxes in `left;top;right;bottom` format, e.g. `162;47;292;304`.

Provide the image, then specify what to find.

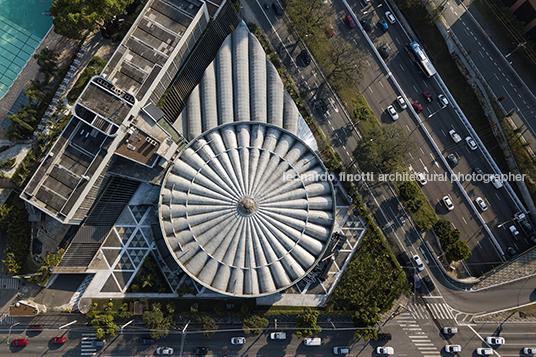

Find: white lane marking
399;63;405;71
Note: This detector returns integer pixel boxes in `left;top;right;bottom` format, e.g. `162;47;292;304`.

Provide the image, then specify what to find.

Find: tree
49;0;134;40
433;220;452;241
91;313;119;338
446;240;472;262
143;308;173;340
196;316;217;338
2;252;21;274
6;106;39;141
33;48;59;84
296;307;322;337
399;181;419;201
353;125;416;174
326;39;367;88
242;315;269;335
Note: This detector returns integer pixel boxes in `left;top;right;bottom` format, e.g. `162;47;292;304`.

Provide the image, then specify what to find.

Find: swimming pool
0;0;54;99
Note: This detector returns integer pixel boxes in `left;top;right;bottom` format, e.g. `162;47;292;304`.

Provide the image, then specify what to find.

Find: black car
140;337;154;345
422;275;435;292
447;154;458;167
301;50;311;66
194;347;209;356
474;167;483;176
377;333;392;341
360;18;372;32
273;1;283;15
507;246;517;258
378;46;389;59
314;98;328;113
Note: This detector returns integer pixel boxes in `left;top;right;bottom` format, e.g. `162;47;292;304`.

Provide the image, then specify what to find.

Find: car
92;340;106;347
509;225;520;239
490;175;504;189
416;172;427;185
507;246;517;258
379;19;389;31
475;197;488;211
524;347;536;354
51;336;66;344
315;98;328;113
412;254;424;272
423;91;433;102
270;332;286;340
422;275;435;291
193;347;208;356
447;154;458;167
474;167;484;176
333;346;350;355
397;95;407;109
443;196;454;211
438;94;449;107
326;24;335;37
377;333;392;340
445;345;462;353
231;337;246;345
28;324;44;331
273;1;283;15
141;337;155;345
477;348;493;355
466;136;477;150
300;50;311;66
442;327;458;334
12;338;28;346
156;347;174;355
378;46;389;59
387;105;398;120
449;129;462;143
364;0;370;3
412;100;423;113
345;15;356;28
360;18;371;32
376;346;394;355
486;336;505;345
385;11;396;24
413;274;421;289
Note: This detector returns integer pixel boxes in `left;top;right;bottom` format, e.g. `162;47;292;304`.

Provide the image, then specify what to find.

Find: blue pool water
0;0;54;99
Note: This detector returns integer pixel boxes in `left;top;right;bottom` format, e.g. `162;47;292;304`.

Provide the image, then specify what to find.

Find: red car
28;324;44;331
326;24;335;37
51;336;67;344
423;91;433;103
412;100;423;113
345;15;356;28
12;338;28;346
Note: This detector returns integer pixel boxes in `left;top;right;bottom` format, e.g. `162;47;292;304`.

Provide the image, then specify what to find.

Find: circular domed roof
159;122;335;297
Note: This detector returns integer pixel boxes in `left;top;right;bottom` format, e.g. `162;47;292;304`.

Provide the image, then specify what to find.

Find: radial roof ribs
173;22;300;140
159;122;336;297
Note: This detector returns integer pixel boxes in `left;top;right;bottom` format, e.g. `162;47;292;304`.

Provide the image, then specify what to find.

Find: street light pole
8;322;20;345
505;42;526;58
179;320;191;357
120;319;134;334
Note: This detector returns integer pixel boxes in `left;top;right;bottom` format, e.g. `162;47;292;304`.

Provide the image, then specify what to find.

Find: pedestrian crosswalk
67;274;93;312
0;312;15;325
397;314;441;357
81;334;97;356
405;303;455;320
0;278;18;289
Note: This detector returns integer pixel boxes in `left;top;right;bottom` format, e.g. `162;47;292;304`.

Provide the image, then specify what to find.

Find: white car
477;348;493;355
509;225;520;238
156;347;174;355
466;136;478;150
524;347;536;355
475;197;488;211
231;337;246;345
387;105;399;120
412;254;424;272
376;346;394;355
385;11;396;24
445;345;462;353
333;346;350;355
270;332;286;340
397;95;407;109
449;129;462;143
443;195;454;211
442;327;458;334
438;94;449;107
486;336;505;345
416;172;427;185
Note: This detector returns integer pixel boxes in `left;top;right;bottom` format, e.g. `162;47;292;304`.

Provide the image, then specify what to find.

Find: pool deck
0;28;118;143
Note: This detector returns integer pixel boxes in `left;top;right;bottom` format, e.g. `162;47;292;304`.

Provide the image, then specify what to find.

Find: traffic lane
466;323;536;356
